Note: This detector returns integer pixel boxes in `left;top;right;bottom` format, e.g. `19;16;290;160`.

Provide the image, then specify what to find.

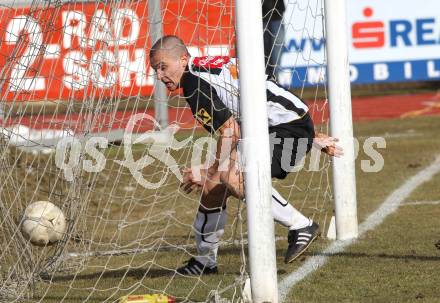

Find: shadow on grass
45;266;173;282
45;245;258;282
307;251;440;261
32;294;107;303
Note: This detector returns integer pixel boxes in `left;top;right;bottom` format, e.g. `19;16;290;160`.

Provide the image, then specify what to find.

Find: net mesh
0;0;332;302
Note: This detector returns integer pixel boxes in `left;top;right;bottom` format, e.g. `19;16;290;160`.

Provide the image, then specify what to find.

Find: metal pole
148;0;168;129
324;0;358;240
235;0;278;302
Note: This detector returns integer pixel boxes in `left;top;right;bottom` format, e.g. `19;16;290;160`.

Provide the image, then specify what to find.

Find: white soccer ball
21;201;66;246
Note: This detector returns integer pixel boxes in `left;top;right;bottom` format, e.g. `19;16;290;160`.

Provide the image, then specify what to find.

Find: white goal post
235;0;278;302
148;0;168;130
324;0;359;240
0;0;358;302
236;0;358;301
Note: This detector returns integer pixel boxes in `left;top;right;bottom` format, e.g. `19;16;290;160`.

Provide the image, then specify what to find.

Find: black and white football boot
176;257;218;276
284;221;319;264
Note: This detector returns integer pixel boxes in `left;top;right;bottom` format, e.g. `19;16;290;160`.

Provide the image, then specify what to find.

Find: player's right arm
313;132;344;157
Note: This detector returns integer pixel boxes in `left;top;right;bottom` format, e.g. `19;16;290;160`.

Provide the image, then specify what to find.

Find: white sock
193;206;227;268
272;187;310;230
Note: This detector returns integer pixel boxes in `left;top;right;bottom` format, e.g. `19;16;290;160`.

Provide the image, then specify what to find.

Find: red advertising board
0;1;234;101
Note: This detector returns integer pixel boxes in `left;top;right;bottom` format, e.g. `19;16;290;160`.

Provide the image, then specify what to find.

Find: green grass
2;115;440;302
285;115;440;303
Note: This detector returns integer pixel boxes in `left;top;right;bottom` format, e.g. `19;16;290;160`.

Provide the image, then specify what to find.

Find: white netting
0;0;332;302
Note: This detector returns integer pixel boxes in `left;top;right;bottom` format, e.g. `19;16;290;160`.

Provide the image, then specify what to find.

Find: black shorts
269;113;315;179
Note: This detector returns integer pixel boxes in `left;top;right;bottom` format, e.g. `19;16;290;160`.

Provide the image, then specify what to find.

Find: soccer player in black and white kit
149;35;343;275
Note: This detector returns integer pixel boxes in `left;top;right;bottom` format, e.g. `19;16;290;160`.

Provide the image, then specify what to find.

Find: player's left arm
181;76;238;193
208;116;241;176
180;116;240;194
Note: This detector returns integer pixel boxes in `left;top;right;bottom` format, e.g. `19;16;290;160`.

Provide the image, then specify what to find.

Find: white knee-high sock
272;187;310;230
193;206;227;268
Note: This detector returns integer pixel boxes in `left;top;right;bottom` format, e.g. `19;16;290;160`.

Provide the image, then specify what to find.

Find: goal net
0;0;332;302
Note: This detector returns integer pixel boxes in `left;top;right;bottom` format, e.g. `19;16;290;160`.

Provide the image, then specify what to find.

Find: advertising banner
0;1;234;101
281;0;440;86
1;0;439;101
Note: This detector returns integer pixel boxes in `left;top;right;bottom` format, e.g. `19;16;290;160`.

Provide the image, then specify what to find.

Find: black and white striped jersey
181;56;309;133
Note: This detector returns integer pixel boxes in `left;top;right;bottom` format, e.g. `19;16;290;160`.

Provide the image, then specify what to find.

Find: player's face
151;50;188;91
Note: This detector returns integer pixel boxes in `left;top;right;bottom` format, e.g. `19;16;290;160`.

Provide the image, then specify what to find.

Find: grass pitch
3;114;440;302
287;115;440;303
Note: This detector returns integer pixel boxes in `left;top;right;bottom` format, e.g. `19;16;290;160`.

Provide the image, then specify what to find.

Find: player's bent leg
218;148;244;199
219;169;243;200
285;220;319;263
177;204;227;276
177;176;229;276
271;188;319;263
199;171;230;209
268;117;319;263
215;144;320;264
272;187;310;228
215;149;244;200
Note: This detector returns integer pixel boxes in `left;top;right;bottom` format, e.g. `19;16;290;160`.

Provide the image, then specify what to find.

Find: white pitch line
403;200;440;206
357;130;420;140
279;155;440;302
